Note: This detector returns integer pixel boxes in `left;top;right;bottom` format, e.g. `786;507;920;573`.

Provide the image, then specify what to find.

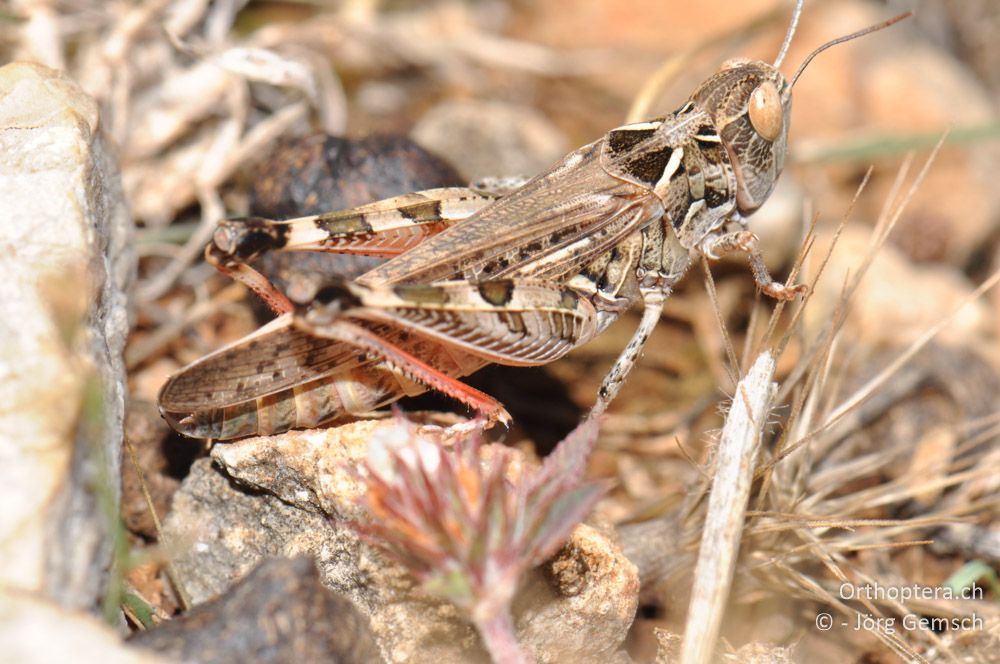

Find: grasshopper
158;2;909;440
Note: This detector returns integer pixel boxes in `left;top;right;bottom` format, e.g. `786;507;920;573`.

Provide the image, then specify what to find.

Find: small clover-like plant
353;418;605;664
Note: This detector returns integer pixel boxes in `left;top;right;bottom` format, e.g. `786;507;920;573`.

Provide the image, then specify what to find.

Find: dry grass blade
763;166;872;361
822;267;1000;430
774;150;914;409
768;137;948;472
748;170;869;508
122;435;191;611
680;352;775;664
702;258;739;390
785;264;1000;473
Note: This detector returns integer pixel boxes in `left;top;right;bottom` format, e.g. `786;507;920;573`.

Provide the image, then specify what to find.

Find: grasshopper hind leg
295;317;512;428
289;274;607;428
205;188;499;315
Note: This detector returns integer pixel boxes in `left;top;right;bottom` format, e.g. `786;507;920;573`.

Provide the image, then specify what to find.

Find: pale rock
0;63;133;608
0;591;170;664
164;420;638;663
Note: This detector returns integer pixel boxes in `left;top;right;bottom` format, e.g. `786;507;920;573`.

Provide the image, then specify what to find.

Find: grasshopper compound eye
748;80;783;142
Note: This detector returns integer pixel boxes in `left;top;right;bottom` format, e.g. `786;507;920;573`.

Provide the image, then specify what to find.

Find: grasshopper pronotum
158;2;909;440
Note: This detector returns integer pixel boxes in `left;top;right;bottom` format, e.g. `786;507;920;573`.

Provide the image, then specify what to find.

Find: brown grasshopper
158;2;909;440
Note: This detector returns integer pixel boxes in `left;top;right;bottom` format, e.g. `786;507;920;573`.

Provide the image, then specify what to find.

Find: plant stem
476;609;530;664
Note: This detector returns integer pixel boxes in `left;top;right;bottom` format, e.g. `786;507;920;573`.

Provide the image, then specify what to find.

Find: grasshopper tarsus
761;281;809;301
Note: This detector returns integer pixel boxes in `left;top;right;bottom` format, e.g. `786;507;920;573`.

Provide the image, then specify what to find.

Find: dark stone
121;400;202;539
129;557;382;664
246;133;464;320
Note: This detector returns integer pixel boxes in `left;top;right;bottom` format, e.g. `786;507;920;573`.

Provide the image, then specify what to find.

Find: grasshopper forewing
158;3;910;440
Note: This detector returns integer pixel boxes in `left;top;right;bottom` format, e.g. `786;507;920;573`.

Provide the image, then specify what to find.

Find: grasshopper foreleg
701;230;807;301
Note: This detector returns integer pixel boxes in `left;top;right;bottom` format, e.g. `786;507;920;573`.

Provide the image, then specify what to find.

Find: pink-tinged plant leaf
531;417;599;493
523;482;607;565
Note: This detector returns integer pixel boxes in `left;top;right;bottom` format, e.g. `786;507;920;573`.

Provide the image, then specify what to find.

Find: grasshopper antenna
789;11;912;88
773;0;804;69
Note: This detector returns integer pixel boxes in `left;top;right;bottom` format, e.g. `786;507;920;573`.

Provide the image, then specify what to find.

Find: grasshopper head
691;61;791;216
688;7;910;218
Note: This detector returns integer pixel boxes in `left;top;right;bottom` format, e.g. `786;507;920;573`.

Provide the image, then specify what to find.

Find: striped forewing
358;139;664;287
